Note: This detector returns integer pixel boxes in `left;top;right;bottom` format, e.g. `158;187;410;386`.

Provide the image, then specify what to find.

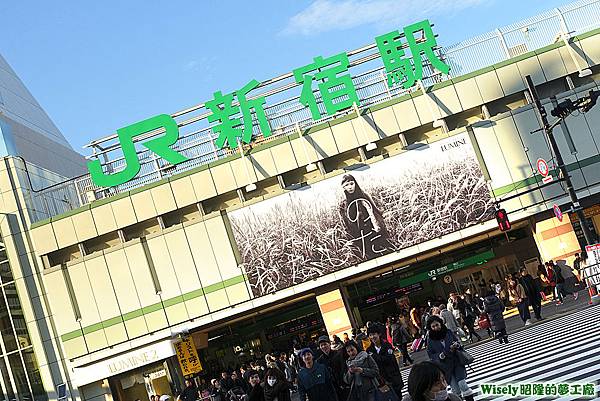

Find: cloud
282;0;490;36
182;56;219;84
183;60;201;71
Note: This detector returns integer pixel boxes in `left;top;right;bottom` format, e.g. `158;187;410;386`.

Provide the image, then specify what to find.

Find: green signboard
88;20;448;188
396;249;495;288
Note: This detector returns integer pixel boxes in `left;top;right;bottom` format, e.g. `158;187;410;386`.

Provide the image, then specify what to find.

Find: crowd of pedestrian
165;261;588;401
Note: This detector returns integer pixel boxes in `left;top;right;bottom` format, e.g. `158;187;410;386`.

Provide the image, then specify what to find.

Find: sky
0;0;574;153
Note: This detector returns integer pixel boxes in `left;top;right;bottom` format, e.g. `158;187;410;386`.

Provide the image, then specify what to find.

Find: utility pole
524;75;595;246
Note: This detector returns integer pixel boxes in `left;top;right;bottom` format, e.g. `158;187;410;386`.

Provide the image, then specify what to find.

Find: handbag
478;313;491;330
456;349;475;366
374;383;400;401
411;337;421;352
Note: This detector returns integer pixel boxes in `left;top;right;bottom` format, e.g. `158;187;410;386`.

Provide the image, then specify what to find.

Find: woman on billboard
339;174;395;260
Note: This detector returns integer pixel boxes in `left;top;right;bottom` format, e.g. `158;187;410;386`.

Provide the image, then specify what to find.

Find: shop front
73;339;184;401
569;203;600;249
191;297;326;378
108;360;179;401
346;224;541;323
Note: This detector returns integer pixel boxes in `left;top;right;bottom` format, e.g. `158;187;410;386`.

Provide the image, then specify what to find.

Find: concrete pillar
316;289;353;338
532;214;581;266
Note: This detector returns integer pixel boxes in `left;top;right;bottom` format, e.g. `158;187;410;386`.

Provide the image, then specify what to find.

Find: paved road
405;288;592;364
400;302;600;400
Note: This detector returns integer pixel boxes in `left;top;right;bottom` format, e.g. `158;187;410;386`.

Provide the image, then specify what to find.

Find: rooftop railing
28;0;600;223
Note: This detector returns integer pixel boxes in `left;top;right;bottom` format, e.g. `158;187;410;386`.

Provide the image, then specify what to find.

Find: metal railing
28;0;600;223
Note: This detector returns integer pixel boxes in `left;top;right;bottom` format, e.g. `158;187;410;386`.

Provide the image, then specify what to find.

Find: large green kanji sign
88;114;187;187
293;52;360;121
206;79;272;150
376;19;450;89
88;19;448;186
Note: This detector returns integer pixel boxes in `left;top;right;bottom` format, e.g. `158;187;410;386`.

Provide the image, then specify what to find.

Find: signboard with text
174;336;203;377
583;244;600;286
363;282;424;306
71;339;176;387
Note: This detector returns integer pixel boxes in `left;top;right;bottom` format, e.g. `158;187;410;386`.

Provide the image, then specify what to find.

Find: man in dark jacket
297;348;338;401
231;371;248;392
219;371;235;393
177;379;198;401
519;268;543;320
316;335;348;401
366;323;403;397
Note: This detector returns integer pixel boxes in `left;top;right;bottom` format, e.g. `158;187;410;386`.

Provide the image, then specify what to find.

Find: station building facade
2;2;600;400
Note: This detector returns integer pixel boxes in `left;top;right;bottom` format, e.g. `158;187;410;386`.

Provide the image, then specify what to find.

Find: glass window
8;353;31;401
21;349;47;401
0;262;13;286
0;289;17;353
0;358;14;401
2;284;30;349
0;245;12;285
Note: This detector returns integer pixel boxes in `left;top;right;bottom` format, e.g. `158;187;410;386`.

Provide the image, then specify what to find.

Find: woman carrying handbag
344;341;380;401
425;316;475;401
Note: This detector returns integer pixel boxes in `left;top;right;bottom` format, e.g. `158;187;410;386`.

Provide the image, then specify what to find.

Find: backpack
464;302;476;318
553;266;565;283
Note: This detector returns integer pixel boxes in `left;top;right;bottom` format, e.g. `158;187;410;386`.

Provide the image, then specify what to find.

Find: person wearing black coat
177;379;198;401
483;291;508;344
316;335;349;401
425;316;474;401
393;317;413;366
209;379;226;401
219;371;235;393
263;368;291;401
230;371;248;392
366;324;404;398
519;268;543;320
246;370;266;401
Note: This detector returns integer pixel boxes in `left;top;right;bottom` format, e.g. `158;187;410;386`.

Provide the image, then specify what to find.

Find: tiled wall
43;212;250;358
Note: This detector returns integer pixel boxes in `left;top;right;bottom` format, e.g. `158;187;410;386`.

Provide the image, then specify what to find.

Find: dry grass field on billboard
230;133;495;296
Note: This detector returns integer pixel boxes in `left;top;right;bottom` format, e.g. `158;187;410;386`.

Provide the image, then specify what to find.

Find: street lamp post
524;75;599;247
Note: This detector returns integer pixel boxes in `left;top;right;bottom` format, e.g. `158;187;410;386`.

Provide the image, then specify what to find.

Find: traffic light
495;208;511;231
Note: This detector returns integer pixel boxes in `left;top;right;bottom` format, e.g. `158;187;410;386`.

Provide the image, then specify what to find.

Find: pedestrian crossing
400;304;600;400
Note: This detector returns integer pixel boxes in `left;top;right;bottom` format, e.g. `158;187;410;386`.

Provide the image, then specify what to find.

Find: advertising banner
174;336;203;377
230;133;495;297
583;244;600;286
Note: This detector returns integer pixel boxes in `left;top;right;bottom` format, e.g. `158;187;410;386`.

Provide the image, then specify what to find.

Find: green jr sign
88;20;448;187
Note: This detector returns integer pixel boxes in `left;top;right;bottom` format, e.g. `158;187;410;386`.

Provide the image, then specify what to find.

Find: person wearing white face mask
263;368;291;401
403;361;461;401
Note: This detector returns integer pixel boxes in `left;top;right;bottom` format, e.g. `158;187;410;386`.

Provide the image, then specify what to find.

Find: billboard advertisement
230;132;494;297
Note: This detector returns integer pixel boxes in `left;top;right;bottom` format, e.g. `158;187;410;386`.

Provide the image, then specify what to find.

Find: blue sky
0;0;572;152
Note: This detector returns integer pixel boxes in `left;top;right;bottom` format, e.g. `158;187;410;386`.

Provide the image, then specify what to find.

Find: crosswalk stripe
469;345;600;385
467;336;600;381
400;304;600;400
